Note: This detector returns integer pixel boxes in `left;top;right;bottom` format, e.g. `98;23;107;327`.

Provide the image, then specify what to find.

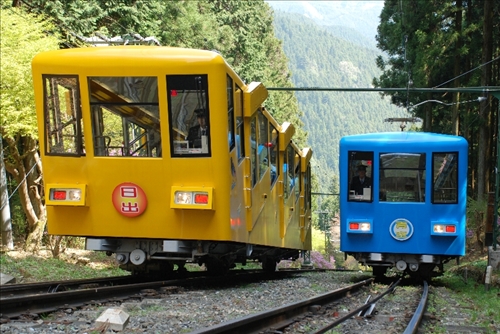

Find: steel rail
0;269;312;319
187;278;375;334
403;280;429;334
0;275;136;296
311;278;402;334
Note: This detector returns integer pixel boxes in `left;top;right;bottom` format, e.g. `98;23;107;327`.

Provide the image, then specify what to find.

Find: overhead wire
434;55;500;88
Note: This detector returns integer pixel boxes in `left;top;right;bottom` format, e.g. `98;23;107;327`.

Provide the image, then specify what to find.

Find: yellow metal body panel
32;46;311;251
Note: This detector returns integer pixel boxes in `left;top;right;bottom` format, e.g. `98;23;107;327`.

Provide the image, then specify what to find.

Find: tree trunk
3;136;46;251
1;137;14;250
24;220;46;252
451;2;462;136
477;0;493;202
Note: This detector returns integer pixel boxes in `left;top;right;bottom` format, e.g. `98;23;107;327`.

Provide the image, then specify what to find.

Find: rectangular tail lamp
346;219;373;234
170;186;213;210
431;222;458;236
46;183;87;206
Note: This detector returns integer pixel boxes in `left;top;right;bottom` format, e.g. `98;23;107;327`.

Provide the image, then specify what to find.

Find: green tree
7;0;308;252
374;0;499;201
0;2;61;250
19;0;306;146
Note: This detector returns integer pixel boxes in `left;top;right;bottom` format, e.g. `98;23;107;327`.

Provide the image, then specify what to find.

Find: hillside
267;0;383;47
271;10;409;192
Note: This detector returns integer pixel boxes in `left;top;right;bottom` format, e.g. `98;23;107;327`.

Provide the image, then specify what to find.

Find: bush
310;251;335;269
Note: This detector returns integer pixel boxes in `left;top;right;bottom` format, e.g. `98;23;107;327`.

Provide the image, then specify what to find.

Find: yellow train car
32;46;312;273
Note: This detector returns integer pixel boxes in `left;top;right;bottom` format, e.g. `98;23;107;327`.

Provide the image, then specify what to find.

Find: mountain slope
271;11;408;191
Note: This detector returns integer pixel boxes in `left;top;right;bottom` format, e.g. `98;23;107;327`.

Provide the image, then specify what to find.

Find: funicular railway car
339;132;468;280
32;46;312;274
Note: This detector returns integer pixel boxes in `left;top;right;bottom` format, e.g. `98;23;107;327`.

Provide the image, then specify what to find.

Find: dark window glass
348;151;373;202
227;76;235;151
379;152;426;202
167;75;209;157
235;85;244;162
432;152;458;203
269;125;278;185
250;116;257;187
258;110;269;181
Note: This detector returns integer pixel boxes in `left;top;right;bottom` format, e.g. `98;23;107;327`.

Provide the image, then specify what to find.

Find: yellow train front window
43;75;84;156
88;76;161;158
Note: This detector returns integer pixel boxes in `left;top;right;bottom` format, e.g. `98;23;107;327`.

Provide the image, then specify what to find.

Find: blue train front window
432;152;458;203
379;153;426;202
348;151;373;201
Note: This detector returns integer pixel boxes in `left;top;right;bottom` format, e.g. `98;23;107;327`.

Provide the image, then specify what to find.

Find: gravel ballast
0;271;495;334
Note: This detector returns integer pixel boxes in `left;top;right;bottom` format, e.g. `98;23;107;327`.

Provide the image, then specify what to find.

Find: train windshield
167;75;210;157
348;151;373;202
88;76;161;158
43;75;84;156
379;153;426;202
432;152;458;203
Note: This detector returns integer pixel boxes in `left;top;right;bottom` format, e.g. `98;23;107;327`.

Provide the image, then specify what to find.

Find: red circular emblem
112;182;148;217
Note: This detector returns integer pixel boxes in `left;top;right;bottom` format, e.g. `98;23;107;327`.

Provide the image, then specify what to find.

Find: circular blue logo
389;218;414;241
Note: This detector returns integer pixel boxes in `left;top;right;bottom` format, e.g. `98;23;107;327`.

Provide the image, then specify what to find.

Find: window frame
431;152;459;204
43;75;84;157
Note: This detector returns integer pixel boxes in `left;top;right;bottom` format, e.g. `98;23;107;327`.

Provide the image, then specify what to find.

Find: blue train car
339;132;468;279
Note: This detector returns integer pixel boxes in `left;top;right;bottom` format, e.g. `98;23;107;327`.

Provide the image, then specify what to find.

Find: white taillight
434;224;444;233
175;191;193;204
360;223;371;231
349;221;371;232
433;224;456;233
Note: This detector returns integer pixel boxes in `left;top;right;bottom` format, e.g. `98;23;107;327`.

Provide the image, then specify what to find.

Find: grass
0;248;128;282
429;258;500;333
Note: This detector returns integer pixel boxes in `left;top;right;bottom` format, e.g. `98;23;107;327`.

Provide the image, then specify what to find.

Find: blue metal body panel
340;132;468;258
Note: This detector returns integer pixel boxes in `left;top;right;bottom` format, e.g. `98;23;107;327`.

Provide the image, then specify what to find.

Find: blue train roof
340;132;468;150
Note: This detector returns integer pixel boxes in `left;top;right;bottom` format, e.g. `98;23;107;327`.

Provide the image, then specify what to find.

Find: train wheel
415;264;435;282
261;258;278;272
372;266;387;278
204;256;229;275
160;261;174;276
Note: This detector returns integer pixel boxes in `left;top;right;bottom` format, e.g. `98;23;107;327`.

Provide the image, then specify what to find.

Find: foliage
309;251;335;269
5;178;27;240
1;3;62;251
0;250;128;282
3;0;306;251
430;259;500;332
374;0;499;200
272;11;409;196
466;196;489;249
0;4;60;138
342;255;360;270
16;0;306;145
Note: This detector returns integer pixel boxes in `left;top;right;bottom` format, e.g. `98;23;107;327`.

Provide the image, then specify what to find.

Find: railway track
0;269;317;319
5;271;480;333
187;278;430;334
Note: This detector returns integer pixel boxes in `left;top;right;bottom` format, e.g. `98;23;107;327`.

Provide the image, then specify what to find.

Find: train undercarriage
349;252;459;281
86;238;300;275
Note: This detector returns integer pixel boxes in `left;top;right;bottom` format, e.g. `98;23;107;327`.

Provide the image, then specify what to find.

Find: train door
283;144;300;238
248;111;271;233
229;79;246;238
